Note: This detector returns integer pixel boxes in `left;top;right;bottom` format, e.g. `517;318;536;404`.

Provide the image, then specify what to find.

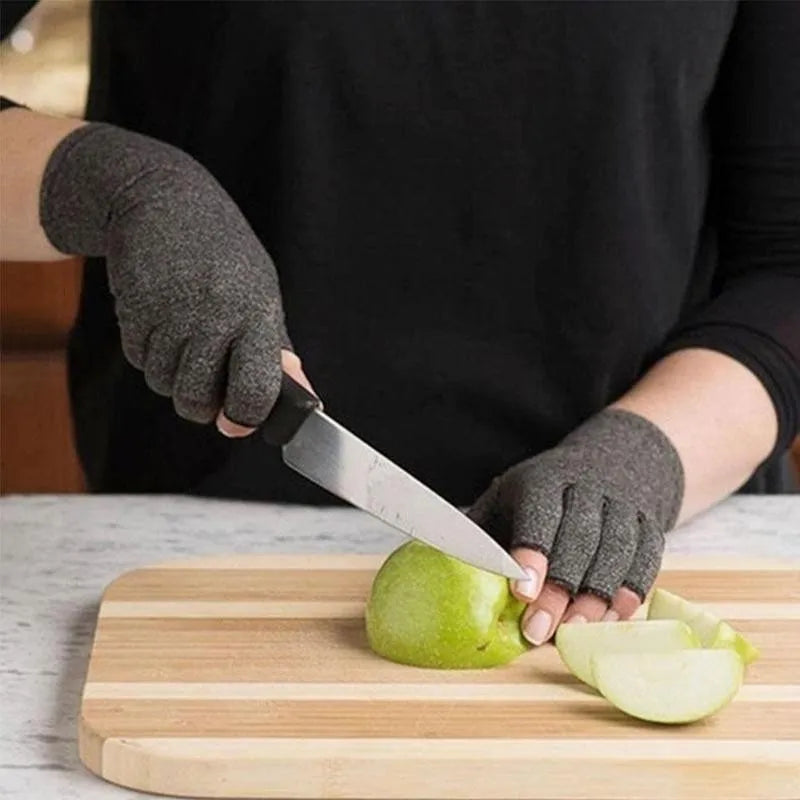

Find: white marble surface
1;494;799;800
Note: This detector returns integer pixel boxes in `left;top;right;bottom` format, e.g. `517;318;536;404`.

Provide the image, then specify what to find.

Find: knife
260;375;526;581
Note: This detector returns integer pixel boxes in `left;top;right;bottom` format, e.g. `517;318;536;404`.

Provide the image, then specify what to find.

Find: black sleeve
1;0;38;40
662;0;800;459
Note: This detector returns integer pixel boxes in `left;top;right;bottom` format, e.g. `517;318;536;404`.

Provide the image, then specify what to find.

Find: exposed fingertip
509;548;547;600
280;349;317;397
609;585;643;620
510;547;548;570
511;567;541;601
216;410;256;438
523;608;554;646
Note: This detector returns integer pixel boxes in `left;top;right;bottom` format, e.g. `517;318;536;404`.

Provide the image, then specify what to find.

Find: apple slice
555;619;698;688
592;648;744;723
647;588;760;665
710;620;761;665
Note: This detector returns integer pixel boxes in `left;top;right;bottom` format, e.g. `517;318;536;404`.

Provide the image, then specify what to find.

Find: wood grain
84;617;797;686
88;737;799;800
101;567;799;603
80;554;800;799
81;697;800;740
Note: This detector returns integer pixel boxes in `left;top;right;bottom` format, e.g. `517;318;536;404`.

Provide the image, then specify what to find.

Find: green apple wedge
648;588;760;665
592;648;744;723
555;619;699;688
365;540;529;669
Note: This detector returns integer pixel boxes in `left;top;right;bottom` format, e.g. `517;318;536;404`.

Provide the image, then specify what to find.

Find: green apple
555;619;699;688
592;648;744;723
647;588;760;665
365;540;528;669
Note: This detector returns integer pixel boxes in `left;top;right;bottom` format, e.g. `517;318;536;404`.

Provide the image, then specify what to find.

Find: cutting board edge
76;732;800;800
77;714;104;783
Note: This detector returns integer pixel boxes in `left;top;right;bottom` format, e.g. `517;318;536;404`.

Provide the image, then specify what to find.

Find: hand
40;123;313;433
468;409;684;645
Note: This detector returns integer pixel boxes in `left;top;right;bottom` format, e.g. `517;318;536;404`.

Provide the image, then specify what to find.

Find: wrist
560;407;685;531
39;123;203;257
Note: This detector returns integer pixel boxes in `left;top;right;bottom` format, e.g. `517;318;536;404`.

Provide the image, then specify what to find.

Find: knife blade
260;375;526;581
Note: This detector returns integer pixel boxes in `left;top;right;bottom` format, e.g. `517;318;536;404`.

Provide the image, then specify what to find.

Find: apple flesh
647;588;760;665
593;648;744;723
555;619;699;688
365;540;528;669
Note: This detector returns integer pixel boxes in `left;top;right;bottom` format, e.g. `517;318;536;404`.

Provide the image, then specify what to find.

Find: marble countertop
1;494;799;800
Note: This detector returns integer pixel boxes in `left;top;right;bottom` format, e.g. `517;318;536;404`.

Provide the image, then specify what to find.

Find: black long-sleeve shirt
3;1;799;502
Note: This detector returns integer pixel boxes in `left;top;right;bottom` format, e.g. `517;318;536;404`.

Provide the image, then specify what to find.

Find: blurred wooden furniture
1;258;85;493
1;1;90;493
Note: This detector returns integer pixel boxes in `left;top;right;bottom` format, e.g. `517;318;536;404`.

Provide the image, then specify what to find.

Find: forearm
611;347;779;525
0;107;85;260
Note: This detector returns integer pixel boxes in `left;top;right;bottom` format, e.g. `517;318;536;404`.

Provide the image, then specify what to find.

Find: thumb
280;349;317;398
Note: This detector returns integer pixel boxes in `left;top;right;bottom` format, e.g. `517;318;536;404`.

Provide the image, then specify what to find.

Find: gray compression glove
468;409;684;601
40;123;289;427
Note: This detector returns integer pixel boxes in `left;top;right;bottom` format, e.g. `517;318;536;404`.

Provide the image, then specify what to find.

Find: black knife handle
260;373;322;446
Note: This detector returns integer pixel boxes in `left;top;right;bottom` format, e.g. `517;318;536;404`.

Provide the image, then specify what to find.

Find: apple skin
710;620;761;666
365;541;529;669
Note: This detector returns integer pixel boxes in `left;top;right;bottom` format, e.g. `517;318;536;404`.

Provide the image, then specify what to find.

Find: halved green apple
647;588;760;665
555;619;699;688
592;648;744;723
365;541;528;669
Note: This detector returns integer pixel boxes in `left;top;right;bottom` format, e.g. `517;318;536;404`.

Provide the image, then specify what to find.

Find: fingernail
602;609;620;622
513;568;541;600
566;614;587;624
524;609;553;645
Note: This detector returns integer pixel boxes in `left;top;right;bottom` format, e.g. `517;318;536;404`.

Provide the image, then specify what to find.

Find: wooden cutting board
79;553;800;799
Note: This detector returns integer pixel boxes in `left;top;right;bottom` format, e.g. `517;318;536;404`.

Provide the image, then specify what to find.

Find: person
1;1;797;647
